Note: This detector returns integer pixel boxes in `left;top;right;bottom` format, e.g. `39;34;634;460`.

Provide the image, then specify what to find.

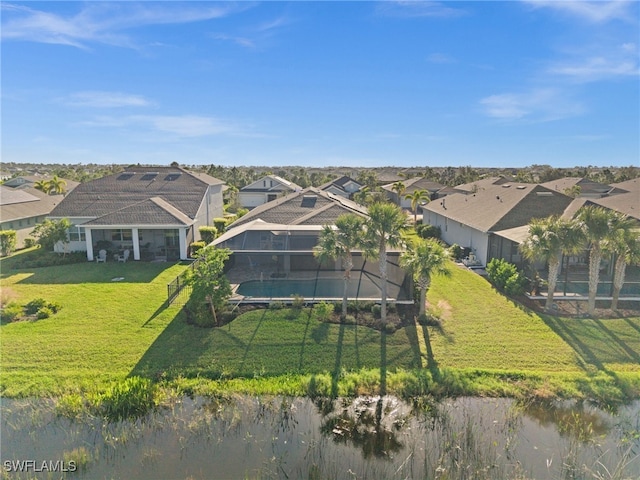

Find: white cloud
80;113;254;138
524;0;636;23
61;91;153;108
547;43;639;82
375;1;467;18
479;88;584;122
1;2;252;49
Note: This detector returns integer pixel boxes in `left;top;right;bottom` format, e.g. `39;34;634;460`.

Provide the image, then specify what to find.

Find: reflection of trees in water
522;400;611;442
318;396;407;459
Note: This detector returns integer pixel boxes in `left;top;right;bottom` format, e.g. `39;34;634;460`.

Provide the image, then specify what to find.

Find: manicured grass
1;251;638;401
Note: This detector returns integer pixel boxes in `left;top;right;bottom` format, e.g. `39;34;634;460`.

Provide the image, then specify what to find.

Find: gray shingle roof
424;184;573;232
229;187;368;229
0;186;68;222
49;166;223;226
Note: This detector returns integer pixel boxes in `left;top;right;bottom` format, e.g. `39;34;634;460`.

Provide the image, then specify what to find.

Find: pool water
237;277;384;299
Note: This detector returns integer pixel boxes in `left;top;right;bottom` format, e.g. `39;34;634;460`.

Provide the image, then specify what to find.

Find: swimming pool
236;277;407;300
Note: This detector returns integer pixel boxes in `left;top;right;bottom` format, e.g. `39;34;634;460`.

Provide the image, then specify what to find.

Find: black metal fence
166;259;199;305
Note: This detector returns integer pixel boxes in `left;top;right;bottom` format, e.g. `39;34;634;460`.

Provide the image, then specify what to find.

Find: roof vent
301;194;317;208
536;191;553;197
502;184;511;188
516;185;526;190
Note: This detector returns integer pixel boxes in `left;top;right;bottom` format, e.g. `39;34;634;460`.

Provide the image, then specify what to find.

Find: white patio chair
117;249;130;263
96;249;107;263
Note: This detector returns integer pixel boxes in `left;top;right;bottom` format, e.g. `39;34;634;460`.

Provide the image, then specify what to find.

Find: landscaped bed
1;249;639;403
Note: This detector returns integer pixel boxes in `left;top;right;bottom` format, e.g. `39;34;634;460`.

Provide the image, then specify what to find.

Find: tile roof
424;183;573;232
229;187;368;229
49;166;223;226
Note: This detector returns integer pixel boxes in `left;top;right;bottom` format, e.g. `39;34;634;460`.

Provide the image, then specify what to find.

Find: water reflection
1;396;638;479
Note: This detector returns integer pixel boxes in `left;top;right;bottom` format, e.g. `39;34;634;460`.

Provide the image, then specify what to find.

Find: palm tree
520;216;584;312
314;214;365;318
405;189;430;225
605;213;640;311
577;206;617;316
48;175;67;195
400;238;450;316
33;180;52;194
391;181;406;204
365;203;407;324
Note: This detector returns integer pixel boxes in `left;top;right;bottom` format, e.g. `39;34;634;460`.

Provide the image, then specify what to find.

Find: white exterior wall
239;192;269;209
48;216;95;254
194;184;224;236
423;210;489;265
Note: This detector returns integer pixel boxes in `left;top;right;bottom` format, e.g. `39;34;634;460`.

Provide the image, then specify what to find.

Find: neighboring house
238;175;301;210
422;183;573;267
319;175;363;199
0;186;72;249
48;166;224;261
455;176;515;193
381;177;445;208
541;177;616;198
214;187;408;300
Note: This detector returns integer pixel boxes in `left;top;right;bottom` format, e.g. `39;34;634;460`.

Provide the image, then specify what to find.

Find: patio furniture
96;249;107;263
117;249;130;263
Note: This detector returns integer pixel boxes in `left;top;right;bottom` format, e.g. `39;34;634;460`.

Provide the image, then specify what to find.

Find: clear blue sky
2;1;639;168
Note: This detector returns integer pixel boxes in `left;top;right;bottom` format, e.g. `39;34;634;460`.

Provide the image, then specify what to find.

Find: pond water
1;396;639;479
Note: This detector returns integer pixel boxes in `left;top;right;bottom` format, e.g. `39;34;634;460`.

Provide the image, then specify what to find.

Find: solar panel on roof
164;173;182;181
117;173;135;180
301;195;317;208
141;172;159;181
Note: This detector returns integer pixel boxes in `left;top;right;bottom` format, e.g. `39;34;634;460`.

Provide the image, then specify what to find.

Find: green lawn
1;251;638;398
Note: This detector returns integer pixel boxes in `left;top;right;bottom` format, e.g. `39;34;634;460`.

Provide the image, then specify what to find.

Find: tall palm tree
365;203;407;324
605;213;640;311
314;214;365;318
48;175;67;195
391;181;406;204
520;216;584;312
577;206;617;316
400;238;450;316
405;189;430;225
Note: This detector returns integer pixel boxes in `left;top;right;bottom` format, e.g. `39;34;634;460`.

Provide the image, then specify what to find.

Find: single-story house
0;185;75;249
319;175;363;199
381;177;446;208
238;175;301;210
214;187;410;301
541;177;618;198
422;183;574;268
455;176;515;193
48;166;224;261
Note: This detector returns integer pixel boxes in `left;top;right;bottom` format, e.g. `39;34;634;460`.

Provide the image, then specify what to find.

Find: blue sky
2;1;639;168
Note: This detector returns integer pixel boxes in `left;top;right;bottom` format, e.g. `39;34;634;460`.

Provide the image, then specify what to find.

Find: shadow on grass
240;310;268;373
593;318;640;364
10;261;183;284
331;323;346;398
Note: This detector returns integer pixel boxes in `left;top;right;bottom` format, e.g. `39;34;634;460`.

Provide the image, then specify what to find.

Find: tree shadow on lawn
11;261;183;285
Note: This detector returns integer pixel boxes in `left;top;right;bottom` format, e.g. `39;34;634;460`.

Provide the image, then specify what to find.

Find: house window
68;226;86;242
111;229;132;242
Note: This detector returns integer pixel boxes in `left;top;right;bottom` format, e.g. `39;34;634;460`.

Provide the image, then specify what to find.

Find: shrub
36;307;54;319
371;304;382;318
25;298;48;315
1;303;23;323
486;258;526;296
384;322;397;334
24;237;37;248
314;302;334;321
449;243;464;261
342;314;356;325
236;208;249;218
213;218;228;234
416;224;441;240
190;241;206;257
269;301;285;310
199;226;218;244
0;230;17;256
291;294;305;310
